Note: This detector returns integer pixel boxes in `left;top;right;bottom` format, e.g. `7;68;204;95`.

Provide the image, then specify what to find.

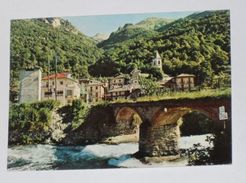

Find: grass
110;88;231;104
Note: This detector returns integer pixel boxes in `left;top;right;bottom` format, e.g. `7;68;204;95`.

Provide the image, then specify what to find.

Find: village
19;51;195;105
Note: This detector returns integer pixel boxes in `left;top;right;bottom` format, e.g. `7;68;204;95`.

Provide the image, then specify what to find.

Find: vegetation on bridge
111;88;231;104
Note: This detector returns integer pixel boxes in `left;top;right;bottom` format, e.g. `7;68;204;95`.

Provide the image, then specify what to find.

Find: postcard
7;10;231;170
1;0;246;183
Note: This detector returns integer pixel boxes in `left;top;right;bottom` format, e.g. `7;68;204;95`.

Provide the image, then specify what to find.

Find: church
152;50;196;91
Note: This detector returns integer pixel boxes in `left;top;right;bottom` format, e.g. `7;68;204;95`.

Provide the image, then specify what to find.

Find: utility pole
55;54;58;101
48;58;50;99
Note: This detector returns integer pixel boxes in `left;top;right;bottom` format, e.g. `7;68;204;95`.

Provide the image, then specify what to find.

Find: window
96;86;98;90
96;92;98;97
57;90;63;96
66;90;73;96
46;82;49;87
60;81;63;85
44;91;52;97
90;86;92;91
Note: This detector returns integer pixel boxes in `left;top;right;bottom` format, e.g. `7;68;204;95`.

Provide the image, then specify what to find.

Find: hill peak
92;33;110;43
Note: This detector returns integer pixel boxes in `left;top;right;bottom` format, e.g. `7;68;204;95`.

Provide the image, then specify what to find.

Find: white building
19;68;42;103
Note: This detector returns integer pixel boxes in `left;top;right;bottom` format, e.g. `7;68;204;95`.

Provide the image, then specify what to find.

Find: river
7;134;213;171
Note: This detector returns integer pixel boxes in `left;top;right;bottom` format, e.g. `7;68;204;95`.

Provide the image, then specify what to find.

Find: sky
64;11;197;37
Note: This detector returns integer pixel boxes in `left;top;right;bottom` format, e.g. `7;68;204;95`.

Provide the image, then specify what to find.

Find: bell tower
152;50;163;72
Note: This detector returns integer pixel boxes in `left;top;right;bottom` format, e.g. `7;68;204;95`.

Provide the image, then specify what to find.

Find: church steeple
152;50;162;72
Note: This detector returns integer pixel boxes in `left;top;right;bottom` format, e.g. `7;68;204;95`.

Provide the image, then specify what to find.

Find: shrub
8;100;59;145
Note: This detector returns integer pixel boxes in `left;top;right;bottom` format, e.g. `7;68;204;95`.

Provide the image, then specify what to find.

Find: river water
7;134;212;171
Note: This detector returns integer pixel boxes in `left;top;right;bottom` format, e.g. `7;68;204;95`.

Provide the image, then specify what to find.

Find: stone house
159;73;195;91
41;72;80;105
174;73;195;91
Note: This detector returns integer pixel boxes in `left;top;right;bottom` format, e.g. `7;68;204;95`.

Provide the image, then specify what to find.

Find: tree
71;100;89;129
139;76;160;96
142;66;164;80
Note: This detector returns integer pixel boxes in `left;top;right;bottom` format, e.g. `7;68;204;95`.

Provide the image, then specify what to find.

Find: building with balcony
41;72;80;105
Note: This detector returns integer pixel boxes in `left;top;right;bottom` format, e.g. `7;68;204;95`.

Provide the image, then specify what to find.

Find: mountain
37;17;80;34
10;18;103;101
98;24;157;49
98;17;172;49
92;33;110;43
135;17;173;30
90;10;231;85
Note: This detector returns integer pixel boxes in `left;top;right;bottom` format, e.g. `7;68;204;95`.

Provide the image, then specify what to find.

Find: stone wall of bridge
62;105;140;145
139;122;180;157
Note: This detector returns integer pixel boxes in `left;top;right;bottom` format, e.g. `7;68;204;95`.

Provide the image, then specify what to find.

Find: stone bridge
111;97;231;158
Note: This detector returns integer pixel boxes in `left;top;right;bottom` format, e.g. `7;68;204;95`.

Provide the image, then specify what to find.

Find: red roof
42;72;70;80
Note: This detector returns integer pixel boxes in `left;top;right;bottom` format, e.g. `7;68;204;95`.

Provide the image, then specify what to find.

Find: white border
1;0;246;183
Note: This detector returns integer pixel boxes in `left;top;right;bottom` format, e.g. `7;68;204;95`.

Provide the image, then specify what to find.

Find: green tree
139;76;160;96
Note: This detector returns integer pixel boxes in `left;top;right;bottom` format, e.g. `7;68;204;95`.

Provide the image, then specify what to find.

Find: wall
19;69;41;103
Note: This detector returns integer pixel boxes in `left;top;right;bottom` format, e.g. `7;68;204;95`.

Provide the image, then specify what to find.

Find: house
108;73;127;89
159;73;195;91
41;72;80;105
158;76;175;89
86;80;105;103
105;84;132;100
79;78;108;103
105;68;146;100
175;73;195;91
79;78;90;103
19;68;42;103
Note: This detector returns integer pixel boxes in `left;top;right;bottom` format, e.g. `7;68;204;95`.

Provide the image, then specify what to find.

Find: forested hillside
90;10;230;85
98;17;172;49
10;18;103;100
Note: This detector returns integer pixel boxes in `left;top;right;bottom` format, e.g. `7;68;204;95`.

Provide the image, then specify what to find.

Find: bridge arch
115;107;142;125
151;106;219;127
139;106;223;157
114;107;143;136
